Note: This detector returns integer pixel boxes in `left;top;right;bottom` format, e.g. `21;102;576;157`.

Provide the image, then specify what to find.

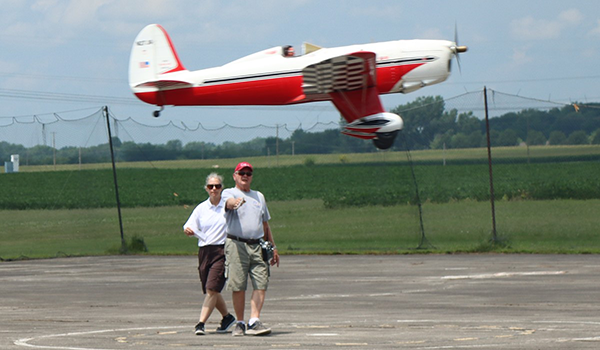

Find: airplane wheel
373;131;398;150
153;110;161;118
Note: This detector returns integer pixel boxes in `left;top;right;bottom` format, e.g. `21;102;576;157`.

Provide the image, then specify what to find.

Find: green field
1;145;599;260
1;161;598;209
12;144;600;172
1;199;599;260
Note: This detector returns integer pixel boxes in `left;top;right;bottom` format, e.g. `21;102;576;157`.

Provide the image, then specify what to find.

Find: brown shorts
197;244;226;294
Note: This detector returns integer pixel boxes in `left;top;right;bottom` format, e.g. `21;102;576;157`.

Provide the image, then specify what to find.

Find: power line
0;72;126;84
449;74;600;86
0;88;137;105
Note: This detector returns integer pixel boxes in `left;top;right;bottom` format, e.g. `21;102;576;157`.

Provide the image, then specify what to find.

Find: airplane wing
302;52;384;122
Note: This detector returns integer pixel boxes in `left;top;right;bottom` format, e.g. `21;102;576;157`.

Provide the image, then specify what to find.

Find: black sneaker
232;322;245;337
194;322;205;335
216;313;236;333
246;320;271;336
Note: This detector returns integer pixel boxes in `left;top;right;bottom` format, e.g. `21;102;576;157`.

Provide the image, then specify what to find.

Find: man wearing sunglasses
183;173;236;335
222;162;280;337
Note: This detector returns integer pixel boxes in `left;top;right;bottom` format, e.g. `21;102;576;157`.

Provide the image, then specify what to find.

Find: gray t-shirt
222;187;271;240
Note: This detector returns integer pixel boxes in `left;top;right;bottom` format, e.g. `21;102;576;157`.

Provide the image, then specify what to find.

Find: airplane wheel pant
373;131;398;150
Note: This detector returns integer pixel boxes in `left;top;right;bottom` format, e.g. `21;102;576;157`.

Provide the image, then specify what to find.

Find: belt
227;234;260;245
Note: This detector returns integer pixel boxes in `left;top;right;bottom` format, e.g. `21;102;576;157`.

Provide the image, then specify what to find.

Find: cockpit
281;43;323;57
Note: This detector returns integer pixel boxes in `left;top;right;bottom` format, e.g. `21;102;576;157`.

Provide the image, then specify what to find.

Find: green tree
592;128;600;145
497;129;519;146
548;131;567;145
450;133;470;148
467;131;483;148
391;96;445;150
0;142;26;163
566;130;589;145
166;139;183;152
430;130;454;149
456;112;481;134
526;130;547;146
488;130;500;147
182;141;215;159
291;129;343;154
430;109;459;138
26;145;55;165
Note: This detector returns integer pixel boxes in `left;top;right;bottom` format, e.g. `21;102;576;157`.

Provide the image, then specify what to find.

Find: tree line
394;96;600;150
2;96;599;165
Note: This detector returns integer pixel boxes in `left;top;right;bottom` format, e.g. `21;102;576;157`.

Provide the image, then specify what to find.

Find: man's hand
226;197;245;210
233;197;245;209
271;249;280;267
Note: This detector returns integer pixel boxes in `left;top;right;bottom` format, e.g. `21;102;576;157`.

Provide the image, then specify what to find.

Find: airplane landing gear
373;130;399;150
153;106;164;118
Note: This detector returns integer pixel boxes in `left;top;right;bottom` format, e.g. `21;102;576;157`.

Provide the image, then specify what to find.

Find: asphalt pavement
2;254;600;349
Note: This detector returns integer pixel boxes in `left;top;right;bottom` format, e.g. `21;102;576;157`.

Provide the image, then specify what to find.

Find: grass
3;145;599;260
13;144;600;172
2;198;599;260
3;161;599;210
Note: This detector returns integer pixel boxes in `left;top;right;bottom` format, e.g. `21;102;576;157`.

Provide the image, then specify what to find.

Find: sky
1;0;599;133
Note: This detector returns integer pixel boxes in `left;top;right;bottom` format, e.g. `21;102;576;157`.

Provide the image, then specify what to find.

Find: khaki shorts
225;238;269;291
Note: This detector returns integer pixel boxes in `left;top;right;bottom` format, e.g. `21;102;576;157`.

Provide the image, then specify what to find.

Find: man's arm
263;221;279;267
222;189;243;211
225;197;245;210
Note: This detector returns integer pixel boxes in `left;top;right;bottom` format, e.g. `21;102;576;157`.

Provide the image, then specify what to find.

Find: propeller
451;23;468;73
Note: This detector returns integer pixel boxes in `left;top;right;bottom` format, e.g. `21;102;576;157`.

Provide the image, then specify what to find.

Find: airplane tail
128;24;187;92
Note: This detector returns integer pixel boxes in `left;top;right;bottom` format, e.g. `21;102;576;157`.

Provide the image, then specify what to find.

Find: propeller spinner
451;23;468;72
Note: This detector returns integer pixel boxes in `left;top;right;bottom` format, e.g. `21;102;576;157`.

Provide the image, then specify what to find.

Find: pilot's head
284;45;294;57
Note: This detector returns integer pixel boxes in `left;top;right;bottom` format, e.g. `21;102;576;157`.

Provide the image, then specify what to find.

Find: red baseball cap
235;162;253;172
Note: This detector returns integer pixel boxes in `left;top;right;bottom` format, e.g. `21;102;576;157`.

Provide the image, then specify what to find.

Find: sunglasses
237;171;253;177
206;184;222;189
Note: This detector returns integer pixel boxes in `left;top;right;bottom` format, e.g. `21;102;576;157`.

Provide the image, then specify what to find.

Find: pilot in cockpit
283;45;295;57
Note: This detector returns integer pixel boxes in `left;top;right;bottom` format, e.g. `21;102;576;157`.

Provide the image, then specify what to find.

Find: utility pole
104;106;126;253
483;87;498;243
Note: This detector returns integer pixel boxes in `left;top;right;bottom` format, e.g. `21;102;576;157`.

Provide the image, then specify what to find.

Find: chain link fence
1;89;599;258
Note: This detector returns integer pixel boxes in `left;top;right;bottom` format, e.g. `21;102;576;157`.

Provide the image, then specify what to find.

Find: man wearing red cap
222;161;280;336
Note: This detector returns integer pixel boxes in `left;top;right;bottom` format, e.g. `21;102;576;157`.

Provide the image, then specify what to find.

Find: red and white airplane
129;24;466;149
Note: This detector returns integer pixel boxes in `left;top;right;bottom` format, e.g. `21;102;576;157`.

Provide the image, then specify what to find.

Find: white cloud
511;16;562;40
510;8;583;40
511;47;533;66
558;8;583;24
31;0;59;12
589;19;600;37
61;0;112;26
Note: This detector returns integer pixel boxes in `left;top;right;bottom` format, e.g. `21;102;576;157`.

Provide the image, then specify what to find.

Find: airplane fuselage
132;40;455;107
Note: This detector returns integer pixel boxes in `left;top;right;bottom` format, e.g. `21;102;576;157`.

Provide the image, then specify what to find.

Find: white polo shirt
183;198;227;247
